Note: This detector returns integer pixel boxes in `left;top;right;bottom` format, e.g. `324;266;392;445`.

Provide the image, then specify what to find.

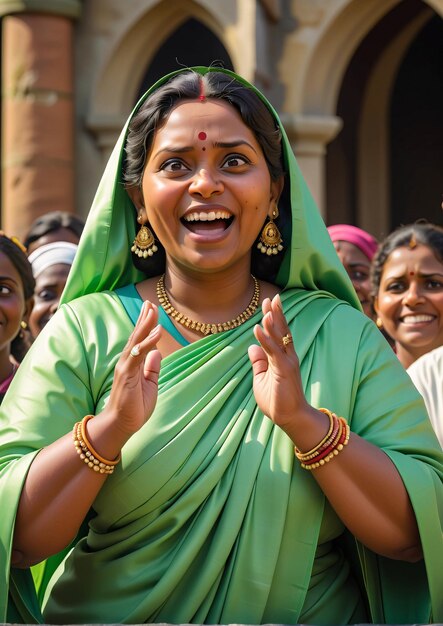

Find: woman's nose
189;168;223;198
402;282;424;306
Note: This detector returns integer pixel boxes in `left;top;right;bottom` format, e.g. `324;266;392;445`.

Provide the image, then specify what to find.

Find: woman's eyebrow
0;275;19;285
152;146;193;159
214;140;258;153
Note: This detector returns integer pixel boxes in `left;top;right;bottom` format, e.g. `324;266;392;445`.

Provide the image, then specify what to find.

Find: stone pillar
0;0;81;239
280;113;343;218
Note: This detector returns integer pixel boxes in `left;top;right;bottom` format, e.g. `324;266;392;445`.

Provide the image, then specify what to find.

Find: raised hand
248;294;312;434
103;300;162;436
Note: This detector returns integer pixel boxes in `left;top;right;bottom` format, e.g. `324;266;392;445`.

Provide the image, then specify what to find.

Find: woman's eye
36;289;56;302
426;279;443;289
350;270;369;282
0;285;11;295
386;281;405;292
222;154;249;168
160;159;189;173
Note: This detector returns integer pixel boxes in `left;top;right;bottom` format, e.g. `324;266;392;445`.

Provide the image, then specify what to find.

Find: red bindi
409;271;415;276
198;131;207;141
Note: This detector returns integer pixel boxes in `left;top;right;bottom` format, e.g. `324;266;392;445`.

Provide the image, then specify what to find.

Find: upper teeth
401;314;434;323
183;211;231;222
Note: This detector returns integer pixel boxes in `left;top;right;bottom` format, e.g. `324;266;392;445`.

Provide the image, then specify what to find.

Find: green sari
0;67;442;624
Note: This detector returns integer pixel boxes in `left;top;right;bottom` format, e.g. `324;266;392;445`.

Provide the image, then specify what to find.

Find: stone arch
86;0;235;159
357;6;435;237
291;0;442;225
299;0;402;116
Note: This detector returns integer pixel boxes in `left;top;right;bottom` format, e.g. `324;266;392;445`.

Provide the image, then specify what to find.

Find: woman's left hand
248;294;312;433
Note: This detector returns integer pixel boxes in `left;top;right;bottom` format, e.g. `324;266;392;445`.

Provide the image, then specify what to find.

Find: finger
270;294;290;334
127;306;158;355
127;323;162;365
260;308;296;361
253;317;277;356
143;349;162;384
248;342;268;377
264;295;296;353
123;301;152;352
262;297;272;316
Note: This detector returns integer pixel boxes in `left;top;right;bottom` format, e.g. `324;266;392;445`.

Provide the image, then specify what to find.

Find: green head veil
61;67;360;309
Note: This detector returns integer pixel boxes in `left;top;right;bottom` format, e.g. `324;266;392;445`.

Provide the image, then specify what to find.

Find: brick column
0;0;81;239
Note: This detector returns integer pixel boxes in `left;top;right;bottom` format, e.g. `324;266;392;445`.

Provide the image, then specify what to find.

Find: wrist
86;410;132;460
282;405;331;451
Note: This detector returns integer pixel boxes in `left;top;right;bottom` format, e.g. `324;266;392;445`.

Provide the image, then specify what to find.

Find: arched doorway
137;18;233;100
325;0;441;239
390;14;443;229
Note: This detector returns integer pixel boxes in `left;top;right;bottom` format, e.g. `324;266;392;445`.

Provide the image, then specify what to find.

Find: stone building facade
1;0;442;240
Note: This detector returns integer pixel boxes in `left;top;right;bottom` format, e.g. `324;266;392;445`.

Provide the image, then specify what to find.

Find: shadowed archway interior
137;18;234;101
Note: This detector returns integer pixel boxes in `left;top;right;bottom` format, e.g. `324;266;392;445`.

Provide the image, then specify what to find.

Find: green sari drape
0;67;442;624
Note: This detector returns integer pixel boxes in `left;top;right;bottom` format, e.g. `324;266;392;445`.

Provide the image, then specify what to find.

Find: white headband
28;241;78;278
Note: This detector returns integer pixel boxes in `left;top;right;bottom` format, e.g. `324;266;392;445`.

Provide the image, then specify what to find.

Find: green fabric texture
0;66;442;624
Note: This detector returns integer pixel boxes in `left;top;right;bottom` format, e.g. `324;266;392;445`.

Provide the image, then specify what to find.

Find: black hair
0;235;35;362
122;70;288;281
371;221;443;297
24;211;85;249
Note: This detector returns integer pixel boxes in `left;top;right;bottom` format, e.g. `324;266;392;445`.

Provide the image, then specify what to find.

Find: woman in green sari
0;67;442;625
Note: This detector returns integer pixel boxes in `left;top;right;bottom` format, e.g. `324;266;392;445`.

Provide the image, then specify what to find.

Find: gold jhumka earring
131;218;158;259
257;204;284;256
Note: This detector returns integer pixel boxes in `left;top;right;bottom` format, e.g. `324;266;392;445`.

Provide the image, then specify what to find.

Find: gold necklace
156;274;260;335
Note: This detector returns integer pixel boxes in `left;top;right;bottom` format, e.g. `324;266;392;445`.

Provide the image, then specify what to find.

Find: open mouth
182;210;234;235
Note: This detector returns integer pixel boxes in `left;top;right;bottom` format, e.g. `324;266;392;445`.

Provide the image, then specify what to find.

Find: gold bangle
300;420;350;470
73;423;114;474
80;414;121;466
72;415;121;475
295;414;341;461
294;408;335;459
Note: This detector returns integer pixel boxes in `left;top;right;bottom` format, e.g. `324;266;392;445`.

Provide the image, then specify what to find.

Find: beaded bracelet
73;415;121;475
301;420;350;470
295;409;350;471
294;408;340;460
302;417;344;464
294;408;335;461
295;413;341;462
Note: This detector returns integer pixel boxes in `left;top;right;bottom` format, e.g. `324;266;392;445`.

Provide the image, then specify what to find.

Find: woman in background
408;345;443;447
27;242;78;338
0;234;34;402
24;211;84;255
327;224;378;320
372;222;443;368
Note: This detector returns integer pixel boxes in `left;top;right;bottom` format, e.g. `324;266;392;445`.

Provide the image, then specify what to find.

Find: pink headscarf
327;224;378;261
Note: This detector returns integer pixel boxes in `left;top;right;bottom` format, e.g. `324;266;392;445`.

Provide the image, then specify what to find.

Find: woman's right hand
103;300;162;436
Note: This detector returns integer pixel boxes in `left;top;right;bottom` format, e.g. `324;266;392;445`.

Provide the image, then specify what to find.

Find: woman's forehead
151;99;256;147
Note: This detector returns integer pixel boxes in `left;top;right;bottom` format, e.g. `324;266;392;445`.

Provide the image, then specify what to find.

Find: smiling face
129;99;282;277
28;263;71;337
0;251;28;354
333;240;373;318
374;244;443;367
